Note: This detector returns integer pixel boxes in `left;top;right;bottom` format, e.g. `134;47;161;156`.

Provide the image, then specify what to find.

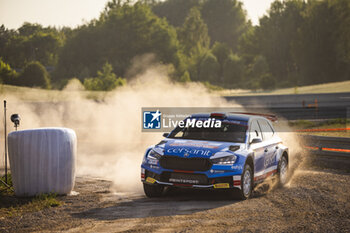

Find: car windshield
168;120;247;143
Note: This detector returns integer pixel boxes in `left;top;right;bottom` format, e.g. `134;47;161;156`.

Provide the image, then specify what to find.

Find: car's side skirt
254;165;278;182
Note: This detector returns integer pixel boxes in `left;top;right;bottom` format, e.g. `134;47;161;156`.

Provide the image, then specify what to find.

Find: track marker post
3;100;8;184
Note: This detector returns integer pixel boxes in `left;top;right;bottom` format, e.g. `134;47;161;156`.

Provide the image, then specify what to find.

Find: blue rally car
141;112;289;199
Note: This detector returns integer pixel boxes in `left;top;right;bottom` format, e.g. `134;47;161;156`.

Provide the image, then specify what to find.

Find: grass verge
218;80;350;96
0;173;62;217
290;118;350;137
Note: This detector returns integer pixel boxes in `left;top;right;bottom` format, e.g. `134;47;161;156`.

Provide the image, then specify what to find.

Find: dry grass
2;80;350;101
218;80;350;96
0;83;107;101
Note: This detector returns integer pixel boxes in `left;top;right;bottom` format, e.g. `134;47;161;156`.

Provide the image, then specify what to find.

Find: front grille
159;155;212;171
161;172;209;185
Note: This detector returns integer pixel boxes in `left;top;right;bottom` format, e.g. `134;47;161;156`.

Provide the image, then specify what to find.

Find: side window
173;130;184;138
267;121;275;134
258;119;274;140
249;120;263;143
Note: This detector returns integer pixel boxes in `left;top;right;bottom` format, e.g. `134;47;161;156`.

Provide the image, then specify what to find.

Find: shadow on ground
72;188;245;221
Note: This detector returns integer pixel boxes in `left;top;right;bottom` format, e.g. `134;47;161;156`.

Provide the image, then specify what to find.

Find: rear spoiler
229;112;278;122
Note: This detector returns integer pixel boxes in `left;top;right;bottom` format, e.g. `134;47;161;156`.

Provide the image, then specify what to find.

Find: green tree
247;0;350;87
179;71;191;82
84;62;126;91
259;73;276;90
177;7;210;57
201;0;248;51
18;61;50;88
18;22;45;36
238;25;259;64
152;0;249;52
293;0;350;85
331;0;350;80
256;0;305;86
55;2;182;84
2;23;64;68
152;0;200;27
197;52;220;84
223;54;243;87
245;55;270;89
212;42;231;82
0;25;15;58
0;58;17;84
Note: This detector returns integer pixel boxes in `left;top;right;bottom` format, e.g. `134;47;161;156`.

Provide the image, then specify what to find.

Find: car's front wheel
143;183;164;198
278;156;288;187
234;164;253;200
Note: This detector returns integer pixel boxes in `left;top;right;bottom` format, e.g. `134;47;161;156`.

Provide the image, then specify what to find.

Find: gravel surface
1;162;349;233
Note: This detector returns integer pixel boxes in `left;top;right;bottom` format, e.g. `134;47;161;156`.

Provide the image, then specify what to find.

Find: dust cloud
1;57;305;194
1;58;231;193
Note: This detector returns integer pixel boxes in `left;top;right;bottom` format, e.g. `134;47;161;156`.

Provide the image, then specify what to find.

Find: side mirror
163;133;169;137
250;138;262;144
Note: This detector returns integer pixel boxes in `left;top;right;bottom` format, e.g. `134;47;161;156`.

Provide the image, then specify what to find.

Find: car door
249;119;265;178
258;119;278;174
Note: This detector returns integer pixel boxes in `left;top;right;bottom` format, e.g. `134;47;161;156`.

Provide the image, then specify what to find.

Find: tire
234;164;253;200
278;156;288;187
143;183;164;198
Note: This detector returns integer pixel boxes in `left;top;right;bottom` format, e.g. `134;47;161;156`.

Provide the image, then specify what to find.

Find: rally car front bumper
141;168;242;189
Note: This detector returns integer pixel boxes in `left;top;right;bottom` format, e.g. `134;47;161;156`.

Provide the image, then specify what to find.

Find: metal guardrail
300;135;350;158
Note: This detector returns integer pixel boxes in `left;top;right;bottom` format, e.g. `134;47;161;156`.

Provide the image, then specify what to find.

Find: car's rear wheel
233;164;253;200
143;183;164;198
278;156;288;187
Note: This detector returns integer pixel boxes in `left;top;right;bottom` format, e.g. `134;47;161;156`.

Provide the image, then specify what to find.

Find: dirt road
1;164;350;232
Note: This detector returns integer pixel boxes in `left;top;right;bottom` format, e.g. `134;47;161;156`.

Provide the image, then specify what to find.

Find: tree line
0;0;349;90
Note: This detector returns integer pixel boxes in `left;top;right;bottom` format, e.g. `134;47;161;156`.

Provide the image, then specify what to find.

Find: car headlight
211;155;237;165
147;149;162;161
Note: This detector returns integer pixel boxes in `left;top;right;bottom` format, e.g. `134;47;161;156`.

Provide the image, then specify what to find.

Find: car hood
155;139;243;158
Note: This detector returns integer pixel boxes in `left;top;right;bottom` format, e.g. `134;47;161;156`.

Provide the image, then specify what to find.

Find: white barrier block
8;128;77;196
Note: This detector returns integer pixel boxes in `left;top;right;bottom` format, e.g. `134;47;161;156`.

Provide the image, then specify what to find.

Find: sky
0;0;275;29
